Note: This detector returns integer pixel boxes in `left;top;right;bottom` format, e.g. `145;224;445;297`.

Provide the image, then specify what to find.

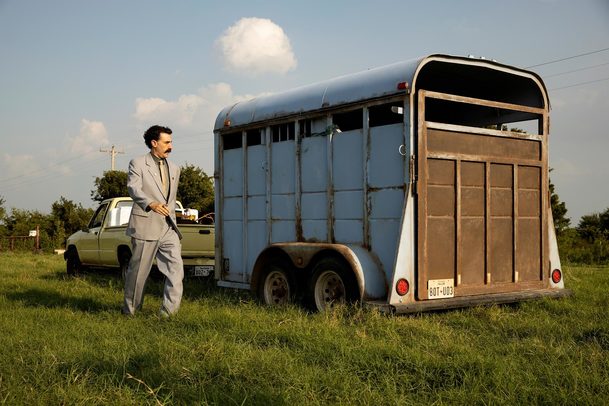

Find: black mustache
165;149;172;153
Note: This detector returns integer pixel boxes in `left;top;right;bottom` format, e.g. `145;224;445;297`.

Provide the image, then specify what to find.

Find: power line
545;61;609;78
0;155;108;193
526;47;609;68
0;134;213;191
0;150;97;184
550;76;609;91
523;48;609;90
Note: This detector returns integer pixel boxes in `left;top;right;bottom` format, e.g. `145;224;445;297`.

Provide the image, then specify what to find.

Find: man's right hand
148;201;170;217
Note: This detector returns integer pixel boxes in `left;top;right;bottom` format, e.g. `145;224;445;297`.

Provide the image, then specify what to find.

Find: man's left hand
149;201;170;217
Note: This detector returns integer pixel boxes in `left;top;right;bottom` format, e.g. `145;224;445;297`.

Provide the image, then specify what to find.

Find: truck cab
65;197;214;278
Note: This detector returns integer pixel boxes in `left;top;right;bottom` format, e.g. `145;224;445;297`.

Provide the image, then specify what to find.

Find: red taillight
396;279;409;296
551;269;562;284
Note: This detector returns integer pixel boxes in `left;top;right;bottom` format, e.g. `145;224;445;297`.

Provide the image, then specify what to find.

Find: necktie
159;160;168;196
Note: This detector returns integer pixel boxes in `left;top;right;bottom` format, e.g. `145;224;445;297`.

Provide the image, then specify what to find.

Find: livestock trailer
213;54;569;313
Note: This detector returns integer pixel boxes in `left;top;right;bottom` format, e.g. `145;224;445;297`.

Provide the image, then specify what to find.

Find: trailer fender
251;243;387;301
342;244;388;301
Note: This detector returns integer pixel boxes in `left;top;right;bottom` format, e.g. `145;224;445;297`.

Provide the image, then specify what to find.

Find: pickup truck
64;197;214;278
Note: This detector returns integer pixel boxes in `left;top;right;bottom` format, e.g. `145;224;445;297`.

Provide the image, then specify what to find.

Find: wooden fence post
35;225;40;252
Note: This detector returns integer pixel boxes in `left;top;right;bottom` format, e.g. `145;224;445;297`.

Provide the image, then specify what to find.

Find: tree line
1;168;608;265
0;164;214;251
550;180;608;264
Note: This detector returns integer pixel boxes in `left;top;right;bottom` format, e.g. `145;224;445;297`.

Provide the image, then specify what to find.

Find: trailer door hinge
410;155;417;195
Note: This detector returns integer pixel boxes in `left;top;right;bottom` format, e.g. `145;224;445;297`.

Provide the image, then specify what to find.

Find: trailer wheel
309;257;358;311
66;248;83;276
119;250;132;281
258;260;294;306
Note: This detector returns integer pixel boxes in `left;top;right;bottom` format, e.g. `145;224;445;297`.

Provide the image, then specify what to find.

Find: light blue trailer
213;54;568;313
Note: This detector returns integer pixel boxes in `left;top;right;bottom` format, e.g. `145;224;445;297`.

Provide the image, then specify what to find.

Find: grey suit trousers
122;225;184;315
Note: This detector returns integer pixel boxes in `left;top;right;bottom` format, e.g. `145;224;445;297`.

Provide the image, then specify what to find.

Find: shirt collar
150;152;165;165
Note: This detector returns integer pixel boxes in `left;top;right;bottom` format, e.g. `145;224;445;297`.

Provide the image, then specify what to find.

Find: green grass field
0;252;607;405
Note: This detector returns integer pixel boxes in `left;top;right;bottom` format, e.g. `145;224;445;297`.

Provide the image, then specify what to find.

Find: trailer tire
66;248;83;276
258;259;295;306
308;256;358;311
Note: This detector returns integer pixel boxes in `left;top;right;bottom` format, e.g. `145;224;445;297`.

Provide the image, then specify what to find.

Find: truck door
98;200;133;265
78;202;109;264
416;90;548;300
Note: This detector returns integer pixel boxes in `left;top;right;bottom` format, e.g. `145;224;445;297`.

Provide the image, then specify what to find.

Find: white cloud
69;119;110;155
132;82;270;176
2;153;39;177
216;17;297;75
133;82;266;132
134;95;204;127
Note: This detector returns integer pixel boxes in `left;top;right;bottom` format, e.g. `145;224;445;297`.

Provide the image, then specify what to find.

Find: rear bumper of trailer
371;288;572;314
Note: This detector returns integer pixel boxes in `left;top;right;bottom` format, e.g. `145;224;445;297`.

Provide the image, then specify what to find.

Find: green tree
177;164;214;215
577;209;609;243
2;208;59;250
0;195;5;221
549;179;570;237
3;209;46;236
51;197;94;238
91;170;128;202
0;196;6;238
572;207;609;264
1;198;96;251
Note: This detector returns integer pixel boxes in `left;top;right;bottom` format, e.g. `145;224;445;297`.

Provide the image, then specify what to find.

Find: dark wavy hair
143;125;172;148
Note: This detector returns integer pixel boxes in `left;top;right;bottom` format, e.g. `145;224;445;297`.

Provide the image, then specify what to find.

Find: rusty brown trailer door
416;90;549;300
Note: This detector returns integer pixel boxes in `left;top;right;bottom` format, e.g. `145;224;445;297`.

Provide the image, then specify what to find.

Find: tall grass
0;252;607;405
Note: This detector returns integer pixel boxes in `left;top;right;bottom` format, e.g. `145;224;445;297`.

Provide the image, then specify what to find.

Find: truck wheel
66;249;83;276
119;250;132;281
258;260;294;306
308;257;358;311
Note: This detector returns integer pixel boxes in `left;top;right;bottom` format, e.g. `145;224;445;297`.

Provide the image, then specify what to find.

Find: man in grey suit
122;125;184;317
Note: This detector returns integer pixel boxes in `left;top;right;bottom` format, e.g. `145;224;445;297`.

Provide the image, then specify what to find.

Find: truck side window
88;203;109;229
116;201;133;210
113;201;134;226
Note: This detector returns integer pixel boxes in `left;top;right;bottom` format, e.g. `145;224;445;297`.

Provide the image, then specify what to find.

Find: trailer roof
214;54;548;131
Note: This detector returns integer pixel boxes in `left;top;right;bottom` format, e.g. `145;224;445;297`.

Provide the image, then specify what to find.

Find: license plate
428;279;454;299
193;265;214;277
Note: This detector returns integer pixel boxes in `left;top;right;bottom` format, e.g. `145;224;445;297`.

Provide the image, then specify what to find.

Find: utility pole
99;145;124;171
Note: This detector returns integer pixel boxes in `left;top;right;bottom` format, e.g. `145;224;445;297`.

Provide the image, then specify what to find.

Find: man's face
151;132;173;159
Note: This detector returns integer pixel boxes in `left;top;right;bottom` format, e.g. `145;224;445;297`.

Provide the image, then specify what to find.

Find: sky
0;0;608;224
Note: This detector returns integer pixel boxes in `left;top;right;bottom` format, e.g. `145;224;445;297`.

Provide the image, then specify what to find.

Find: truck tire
119;250;132;281
308;256;358;311
66;248;83;276
258;259;295;306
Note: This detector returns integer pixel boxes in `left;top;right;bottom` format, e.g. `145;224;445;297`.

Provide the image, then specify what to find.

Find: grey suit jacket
126;153;181;241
